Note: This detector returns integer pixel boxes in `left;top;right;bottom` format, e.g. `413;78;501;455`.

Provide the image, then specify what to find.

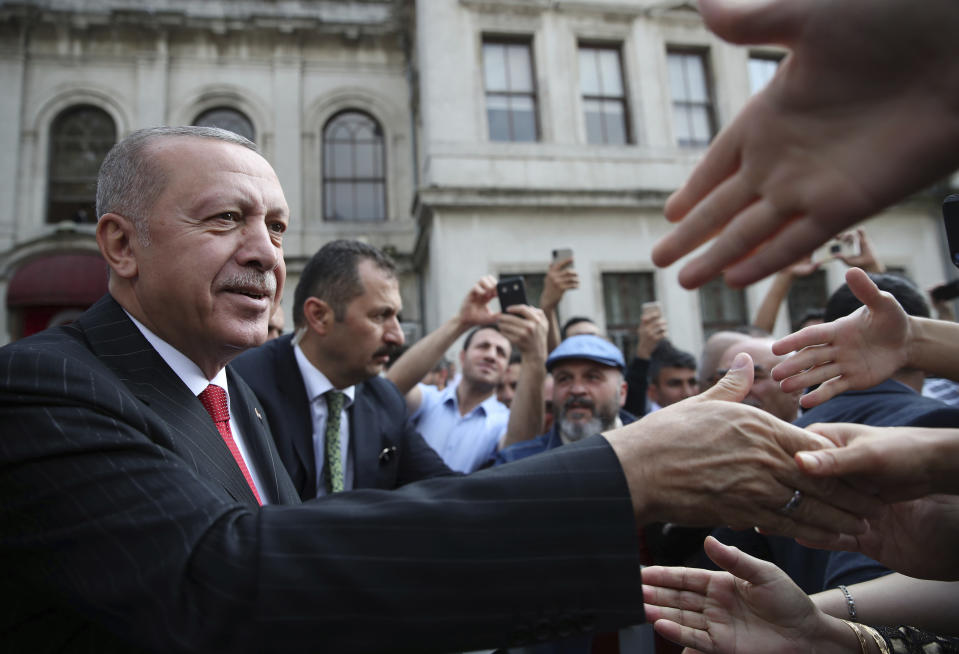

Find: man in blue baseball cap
493;334;633;465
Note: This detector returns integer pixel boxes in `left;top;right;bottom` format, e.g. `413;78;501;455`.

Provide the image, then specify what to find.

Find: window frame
321;109;388;223
46;104;117;225
666;47;717;148
578;42;631;146
482;36;540;143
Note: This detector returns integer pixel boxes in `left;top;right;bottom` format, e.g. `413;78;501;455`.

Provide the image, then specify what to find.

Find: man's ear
303;297;334;336
96;213;138;279
619;380;628;408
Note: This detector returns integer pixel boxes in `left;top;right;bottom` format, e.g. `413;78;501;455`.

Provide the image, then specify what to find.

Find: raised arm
540;256;578;353
497;305;548;449
387;276;498;412
752;257;820;333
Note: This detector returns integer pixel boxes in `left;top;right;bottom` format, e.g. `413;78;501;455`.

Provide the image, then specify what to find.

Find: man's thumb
701;352;754;403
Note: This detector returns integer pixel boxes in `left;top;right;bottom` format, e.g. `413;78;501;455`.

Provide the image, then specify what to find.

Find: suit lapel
350;382;385;489
79;296;259;506
227;368;300;505
273;338;318;494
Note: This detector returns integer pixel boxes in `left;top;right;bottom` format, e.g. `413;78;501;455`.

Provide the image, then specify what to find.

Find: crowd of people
3;0;959;652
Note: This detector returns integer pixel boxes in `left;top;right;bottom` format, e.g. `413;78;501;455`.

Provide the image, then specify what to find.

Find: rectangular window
700;277;748;337
483;38;538;142
602;272;655;360
579;44;630;145
748;54;781;95
666;49;716;147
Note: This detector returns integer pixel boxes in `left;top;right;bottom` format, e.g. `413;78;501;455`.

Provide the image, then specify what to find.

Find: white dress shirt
125;312;270;503
293;344;356;496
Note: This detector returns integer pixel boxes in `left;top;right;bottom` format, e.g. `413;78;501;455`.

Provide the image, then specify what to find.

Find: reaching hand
498;305;548;363
771;268;910;408
643;536;843;654
796;493;959;582
458;275;500;328
540;256;578;310
796;423;959;502
604;353;881;542
651;0;959;289
635;307;668;360
834;229;885;273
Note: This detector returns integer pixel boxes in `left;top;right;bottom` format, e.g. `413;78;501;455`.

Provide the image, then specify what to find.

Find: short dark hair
648;341;697;385
824;273;930;322
293;239;397;328
560;316;595;340
462;324;502;351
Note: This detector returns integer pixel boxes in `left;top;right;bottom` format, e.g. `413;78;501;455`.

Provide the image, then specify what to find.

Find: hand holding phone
497;276;528;312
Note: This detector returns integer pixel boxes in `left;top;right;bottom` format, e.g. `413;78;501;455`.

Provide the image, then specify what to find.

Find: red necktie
198;384;262;505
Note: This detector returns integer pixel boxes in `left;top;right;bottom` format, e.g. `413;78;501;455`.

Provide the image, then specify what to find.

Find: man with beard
494;334;631;465
232;239;454;499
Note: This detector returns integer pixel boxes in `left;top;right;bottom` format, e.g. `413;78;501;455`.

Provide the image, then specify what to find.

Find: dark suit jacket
0;295;642;654
231;333;453;500
794;378;959;429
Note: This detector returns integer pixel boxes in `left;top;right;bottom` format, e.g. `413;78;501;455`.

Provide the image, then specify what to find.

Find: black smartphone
942;194;959;269
496;276;528;311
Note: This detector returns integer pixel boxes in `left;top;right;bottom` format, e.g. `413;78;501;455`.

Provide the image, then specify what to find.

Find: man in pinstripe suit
0;126;882;653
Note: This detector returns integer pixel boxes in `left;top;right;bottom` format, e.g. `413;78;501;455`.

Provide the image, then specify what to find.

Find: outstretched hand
603;353;881;542
771;268;910;409
643;536;837;654
651;0;959;288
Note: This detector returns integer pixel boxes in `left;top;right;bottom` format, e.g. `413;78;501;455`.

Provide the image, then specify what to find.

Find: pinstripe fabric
0;295;644;654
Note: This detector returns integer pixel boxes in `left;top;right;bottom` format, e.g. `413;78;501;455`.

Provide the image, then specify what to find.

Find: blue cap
546;334;625;373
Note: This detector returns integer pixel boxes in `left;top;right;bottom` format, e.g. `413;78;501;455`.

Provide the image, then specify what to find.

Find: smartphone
641;300;662;317
828;232;861;258
552;248;573;262
931;279;959;302
497;276;528;311
943;194;959;269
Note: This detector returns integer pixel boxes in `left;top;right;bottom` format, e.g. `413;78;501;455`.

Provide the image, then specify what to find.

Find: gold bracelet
860;624;892;654
842;619;869;654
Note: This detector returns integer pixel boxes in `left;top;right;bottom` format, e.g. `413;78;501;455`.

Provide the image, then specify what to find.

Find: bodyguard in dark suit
0;126;881;654
232;240;453;500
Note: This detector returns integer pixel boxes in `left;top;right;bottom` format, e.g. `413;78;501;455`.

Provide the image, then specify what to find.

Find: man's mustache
218;269;276;297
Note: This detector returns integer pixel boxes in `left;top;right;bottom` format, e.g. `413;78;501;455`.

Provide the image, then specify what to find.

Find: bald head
718;337;801;422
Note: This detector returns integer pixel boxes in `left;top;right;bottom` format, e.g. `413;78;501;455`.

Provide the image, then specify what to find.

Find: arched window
193;107;256;143
46;105;116;224
323;110;386;222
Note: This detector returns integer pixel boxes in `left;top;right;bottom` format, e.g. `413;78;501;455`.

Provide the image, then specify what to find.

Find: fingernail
731;352;749;370
797;452;820;471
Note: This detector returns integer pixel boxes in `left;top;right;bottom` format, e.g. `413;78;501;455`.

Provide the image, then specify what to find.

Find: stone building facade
0;0;953;355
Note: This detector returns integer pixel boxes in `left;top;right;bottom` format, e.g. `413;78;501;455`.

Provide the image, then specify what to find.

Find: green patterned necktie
323;390;346;494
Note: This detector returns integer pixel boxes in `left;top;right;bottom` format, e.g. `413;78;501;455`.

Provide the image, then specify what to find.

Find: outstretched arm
642;536;857;654
773;268;959;408
604;353;882;542
387;276;499;412
813;573;959;635
652;0;959;289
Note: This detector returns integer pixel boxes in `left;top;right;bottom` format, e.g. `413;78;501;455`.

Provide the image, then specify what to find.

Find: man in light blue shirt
410;326;512;472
